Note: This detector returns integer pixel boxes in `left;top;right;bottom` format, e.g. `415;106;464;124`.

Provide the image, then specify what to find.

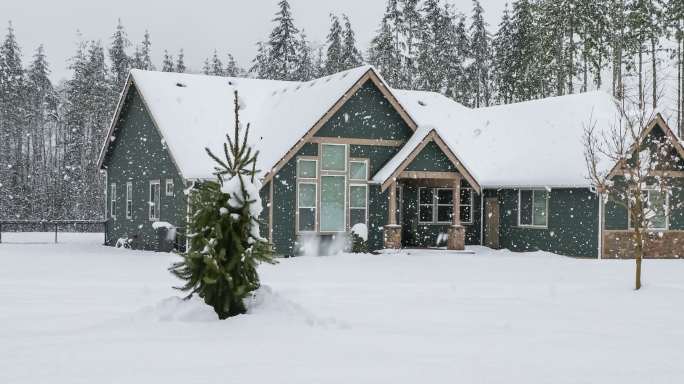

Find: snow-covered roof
392;90;619;188
101;65;621;189
101;66;375;180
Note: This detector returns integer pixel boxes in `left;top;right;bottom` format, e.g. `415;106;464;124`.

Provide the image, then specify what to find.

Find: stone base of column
383;225;402;249
447;225;465;250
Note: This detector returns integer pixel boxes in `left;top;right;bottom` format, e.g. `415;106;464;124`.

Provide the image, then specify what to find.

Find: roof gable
405;141;457;172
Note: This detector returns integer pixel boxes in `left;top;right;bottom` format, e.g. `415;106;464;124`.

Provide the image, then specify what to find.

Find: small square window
321;144;346;172
349;161;368;180
298;159;317;179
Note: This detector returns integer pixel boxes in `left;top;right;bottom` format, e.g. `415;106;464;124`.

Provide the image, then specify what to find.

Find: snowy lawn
1;233;683;383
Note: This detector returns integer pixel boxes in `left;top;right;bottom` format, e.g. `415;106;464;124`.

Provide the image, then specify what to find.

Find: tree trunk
638;45;644;109
634;227;643;290
651;37;657;109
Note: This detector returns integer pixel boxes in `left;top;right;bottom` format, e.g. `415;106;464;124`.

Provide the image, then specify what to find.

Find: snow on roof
392;90;619;188
126;66;373;180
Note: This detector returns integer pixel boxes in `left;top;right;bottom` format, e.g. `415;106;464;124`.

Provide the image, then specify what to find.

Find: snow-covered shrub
349;223;368;253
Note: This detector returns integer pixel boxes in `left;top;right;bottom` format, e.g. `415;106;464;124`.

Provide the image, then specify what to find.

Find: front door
484;197;500;249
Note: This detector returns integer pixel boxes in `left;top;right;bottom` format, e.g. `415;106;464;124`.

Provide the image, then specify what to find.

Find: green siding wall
493;188;599;257
314;81;413;141
405;141;457;172
104;86;187;250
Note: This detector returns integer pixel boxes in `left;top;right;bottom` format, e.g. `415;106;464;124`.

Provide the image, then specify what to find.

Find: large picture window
149;180;161;221
297;183;317;232
126;182;133;219
418;187;473;224
321;144;346;172
349;184;367;226
518;189;549;227
110;183;117;219
320;175;345;232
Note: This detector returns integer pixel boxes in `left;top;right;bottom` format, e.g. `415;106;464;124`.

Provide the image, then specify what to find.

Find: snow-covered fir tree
225;53;240;77
400;0;421;88
175;49;186;73
265;0;301;80
341;15;363;70
170;91;274;319
324;14;344;75
108;19;129;91
468;0;491;107
492;3;515;104
293;31;315;81
161;50;174;72
210;50;224;76
369;13;402;87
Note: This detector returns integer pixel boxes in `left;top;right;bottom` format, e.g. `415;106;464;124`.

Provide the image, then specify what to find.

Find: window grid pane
298;183;316;208
419;205;434;223
320;176;345;231
350;185;367;208
321;144;346;171
350;161;367;180
298;159;317;178
519;190;533;226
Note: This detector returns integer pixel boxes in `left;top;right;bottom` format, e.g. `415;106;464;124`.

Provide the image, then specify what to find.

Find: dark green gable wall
405;141;457;172
315;81;413;140
103;86;186;250
265;80;411;256
491;188;599;257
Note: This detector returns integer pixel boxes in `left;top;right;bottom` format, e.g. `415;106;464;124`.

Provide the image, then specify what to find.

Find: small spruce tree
170;90;274;319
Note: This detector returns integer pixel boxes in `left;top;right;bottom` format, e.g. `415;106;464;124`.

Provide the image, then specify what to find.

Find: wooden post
388;181;397;225
54;223;58;244
0;222;3;244
452;178;461;226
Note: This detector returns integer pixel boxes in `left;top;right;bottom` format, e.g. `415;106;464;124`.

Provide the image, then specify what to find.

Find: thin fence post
0;222;3;244
55;223;58;244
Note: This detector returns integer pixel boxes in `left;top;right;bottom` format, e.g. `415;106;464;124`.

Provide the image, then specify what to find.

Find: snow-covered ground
1;232;683;383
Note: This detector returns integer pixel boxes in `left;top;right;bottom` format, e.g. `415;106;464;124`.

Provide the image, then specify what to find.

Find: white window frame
297;158;318;179
628;188;669;231
418;187;472;225
517;189;549;228
297;181;318;233
149;180;161;221
319;174;347;233
110;183;117;220
320;143;347;173
348;183;368;226
126;182;133;219
165;179;174;197
349;159;369;181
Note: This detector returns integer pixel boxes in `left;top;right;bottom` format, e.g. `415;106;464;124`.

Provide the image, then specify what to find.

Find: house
97;65;684;258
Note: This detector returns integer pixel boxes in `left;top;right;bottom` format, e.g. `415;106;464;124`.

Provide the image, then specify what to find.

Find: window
110;183;117;219
630;189;669;230
165;179;174;196
321;144;346;172
419;187;473;224
126;182;133;219
320;175;346;232
297;183;316;232
149;180;161;221
460;188;473;224
419;188;434;223
349;184;367;226
518;189;549;227
297;159;317;179
349;160;368;180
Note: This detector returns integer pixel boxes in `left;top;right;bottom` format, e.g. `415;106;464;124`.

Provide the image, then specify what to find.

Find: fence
0;220;108;244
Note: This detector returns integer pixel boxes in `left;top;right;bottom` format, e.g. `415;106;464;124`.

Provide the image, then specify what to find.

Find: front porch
383;172;475;251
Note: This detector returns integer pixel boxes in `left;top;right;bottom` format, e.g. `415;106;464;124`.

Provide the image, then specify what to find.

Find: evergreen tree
369;7;402;86
170;91;274;319
493;3;515;103
161;50;174;72
400;0;421;88
202;58;211;75
139;30;153;70
341;15;363;70
210;50;224;76
416;0;451;93
266;0;301;80
468;0;491;106
0;21;27;219
324;14;344;75
294;31;315;81
176;49;186;73
225;53;240;77
509;0;539;101
250;41;270;79
108;19;129;89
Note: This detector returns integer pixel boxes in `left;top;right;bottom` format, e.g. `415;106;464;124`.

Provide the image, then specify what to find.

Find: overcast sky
2;0;507;82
